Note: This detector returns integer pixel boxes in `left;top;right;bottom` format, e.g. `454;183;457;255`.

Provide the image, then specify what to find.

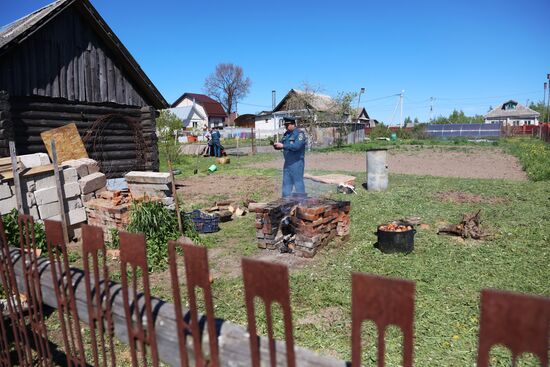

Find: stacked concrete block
125;171;173;203
18;153;50;168
62;158;107;203
0;155;108;232
0;183;15;215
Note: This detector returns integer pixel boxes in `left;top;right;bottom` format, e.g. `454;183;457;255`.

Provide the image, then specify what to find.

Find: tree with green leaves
156;110;182;163
528;101;547;122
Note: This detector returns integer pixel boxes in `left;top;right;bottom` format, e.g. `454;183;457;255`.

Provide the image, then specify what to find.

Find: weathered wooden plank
97;47;107;101
106;56;116;102
8;247;347;367
90;44;99;102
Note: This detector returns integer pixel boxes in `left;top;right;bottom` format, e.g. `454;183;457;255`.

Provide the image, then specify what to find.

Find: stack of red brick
84;190;132;241
291;199;350;258
255;197;299;250
254;197;350;257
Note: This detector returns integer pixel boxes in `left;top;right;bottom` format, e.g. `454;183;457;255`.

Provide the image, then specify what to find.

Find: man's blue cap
283;116;297;124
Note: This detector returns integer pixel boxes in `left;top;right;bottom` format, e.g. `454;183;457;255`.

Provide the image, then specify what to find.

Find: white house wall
255;116;284;138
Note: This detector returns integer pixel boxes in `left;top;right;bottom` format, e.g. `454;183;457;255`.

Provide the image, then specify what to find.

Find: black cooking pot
376;224;416;254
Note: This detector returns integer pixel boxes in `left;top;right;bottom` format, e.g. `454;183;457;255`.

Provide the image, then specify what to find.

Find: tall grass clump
502;137;550;181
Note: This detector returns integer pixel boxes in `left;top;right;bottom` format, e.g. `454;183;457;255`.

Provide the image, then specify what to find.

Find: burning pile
254;197;350;258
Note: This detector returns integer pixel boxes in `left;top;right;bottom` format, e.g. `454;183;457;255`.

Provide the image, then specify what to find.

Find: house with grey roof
168;102;208;130
484;100;540;126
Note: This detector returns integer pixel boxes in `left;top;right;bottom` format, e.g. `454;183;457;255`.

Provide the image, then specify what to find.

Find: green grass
204;173;550;366
152;142;547;365
501;137;550;181
159;151;280;178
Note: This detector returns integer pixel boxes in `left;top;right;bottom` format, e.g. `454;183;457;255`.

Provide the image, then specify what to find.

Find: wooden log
9;100;142;115
8;247;347;367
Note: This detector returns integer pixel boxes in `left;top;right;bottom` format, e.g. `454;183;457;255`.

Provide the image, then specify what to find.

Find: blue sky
1;0;549;124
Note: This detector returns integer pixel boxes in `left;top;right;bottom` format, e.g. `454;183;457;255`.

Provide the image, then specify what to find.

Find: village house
171;93;227;128
0;0;167;177
485;100;540;126
168;101;208;130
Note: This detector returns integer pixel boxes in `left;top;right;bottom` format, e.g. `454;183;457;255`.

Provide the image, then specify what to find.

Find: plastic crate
186;209;220;233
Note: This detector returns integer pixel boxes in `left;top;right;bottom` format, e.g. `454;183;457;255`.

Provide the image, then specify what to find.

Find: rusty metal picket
2;216;550;367
168;238;219;367
45;219;87;367
81;224;117;367
119;231;160;367
351;273;416;367
242;257;295;367
17;214;52;366
0;217;34;366
477;289;550;367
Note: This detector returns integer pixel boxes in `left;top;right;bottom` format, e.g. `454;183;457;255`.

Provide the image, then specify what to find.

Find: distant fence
426;123;502;138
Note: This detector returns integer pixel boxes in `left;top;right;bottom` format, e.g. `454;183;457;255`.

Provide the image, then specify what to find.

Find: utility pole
544;82;548;123
354;87;365;143
272;90;278;142
429;97;434;122
399;90;404;127
547;74;550;123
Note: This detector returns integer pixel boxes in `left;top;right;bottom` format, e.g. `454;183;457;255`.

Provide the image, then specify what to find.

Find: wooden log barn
0;0;168;177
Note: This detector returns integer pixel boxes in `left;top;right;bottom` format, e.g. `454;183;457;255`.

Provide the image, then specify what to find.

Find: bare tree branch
204;63;251;115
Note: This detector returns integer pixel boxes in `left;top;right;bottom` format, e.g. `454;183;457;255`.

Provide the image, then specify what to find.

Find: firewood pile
253;197;351;257
205;200;248;222
437;210;489;239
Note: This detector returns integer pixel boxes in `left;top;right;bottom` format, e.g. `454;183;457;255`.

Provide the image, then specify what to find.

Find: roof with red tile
171;93;227;117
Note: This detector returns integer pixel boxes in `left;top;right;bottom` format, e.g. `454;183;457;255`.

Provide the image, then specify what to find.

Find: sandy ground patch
249;147;527;180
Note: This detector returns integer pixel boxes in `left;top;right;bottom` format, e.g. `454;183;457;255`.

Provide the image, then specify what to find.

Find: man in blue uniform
273;117;307;197
211;127;222;157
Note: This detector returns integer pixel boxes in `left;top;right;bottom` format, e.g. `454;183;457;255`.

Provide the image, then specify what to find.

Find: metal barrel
366;148;388;191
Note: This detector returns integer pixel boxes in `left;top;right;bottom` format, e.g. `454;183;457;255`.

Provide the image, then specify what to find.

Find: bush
368;124;391;139
111;200;202;272
157;110;183;164
2;209;46;252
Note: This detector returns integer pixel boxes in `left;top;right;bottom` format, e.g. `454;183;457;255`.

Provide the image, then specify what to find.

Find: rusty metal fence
0;215;549;366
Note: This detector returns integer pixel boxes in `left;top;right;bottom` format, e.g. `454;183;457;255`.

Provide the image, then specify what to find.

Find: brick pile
254;197;350;257
255;197;300;249
85;191;132;242
291;199;350;258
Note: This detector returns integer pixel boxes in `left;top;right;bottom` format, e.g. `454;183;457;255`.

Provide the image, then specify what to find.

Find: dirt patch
176;174;279;206
248;147;527;181
297;306;345;326
434;191;509;204
208;247;314;280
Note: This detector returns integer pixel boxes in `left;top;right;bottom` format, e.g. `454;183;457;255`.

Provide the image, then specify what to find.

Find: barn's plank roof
0;0;167;109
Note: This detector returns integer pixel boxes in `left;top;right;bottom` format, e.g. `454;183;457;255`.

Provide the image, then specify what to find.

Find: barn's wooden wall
0;7;148;107
5;96;159;178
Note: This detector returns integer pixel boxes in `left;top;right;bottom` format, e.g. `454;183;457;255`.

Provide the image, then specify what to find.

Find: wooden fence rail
4;245;347;366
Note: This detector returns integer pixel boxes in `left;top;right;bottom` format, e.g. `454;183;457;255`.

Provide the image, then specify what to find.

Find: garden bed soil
249;147;527;180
